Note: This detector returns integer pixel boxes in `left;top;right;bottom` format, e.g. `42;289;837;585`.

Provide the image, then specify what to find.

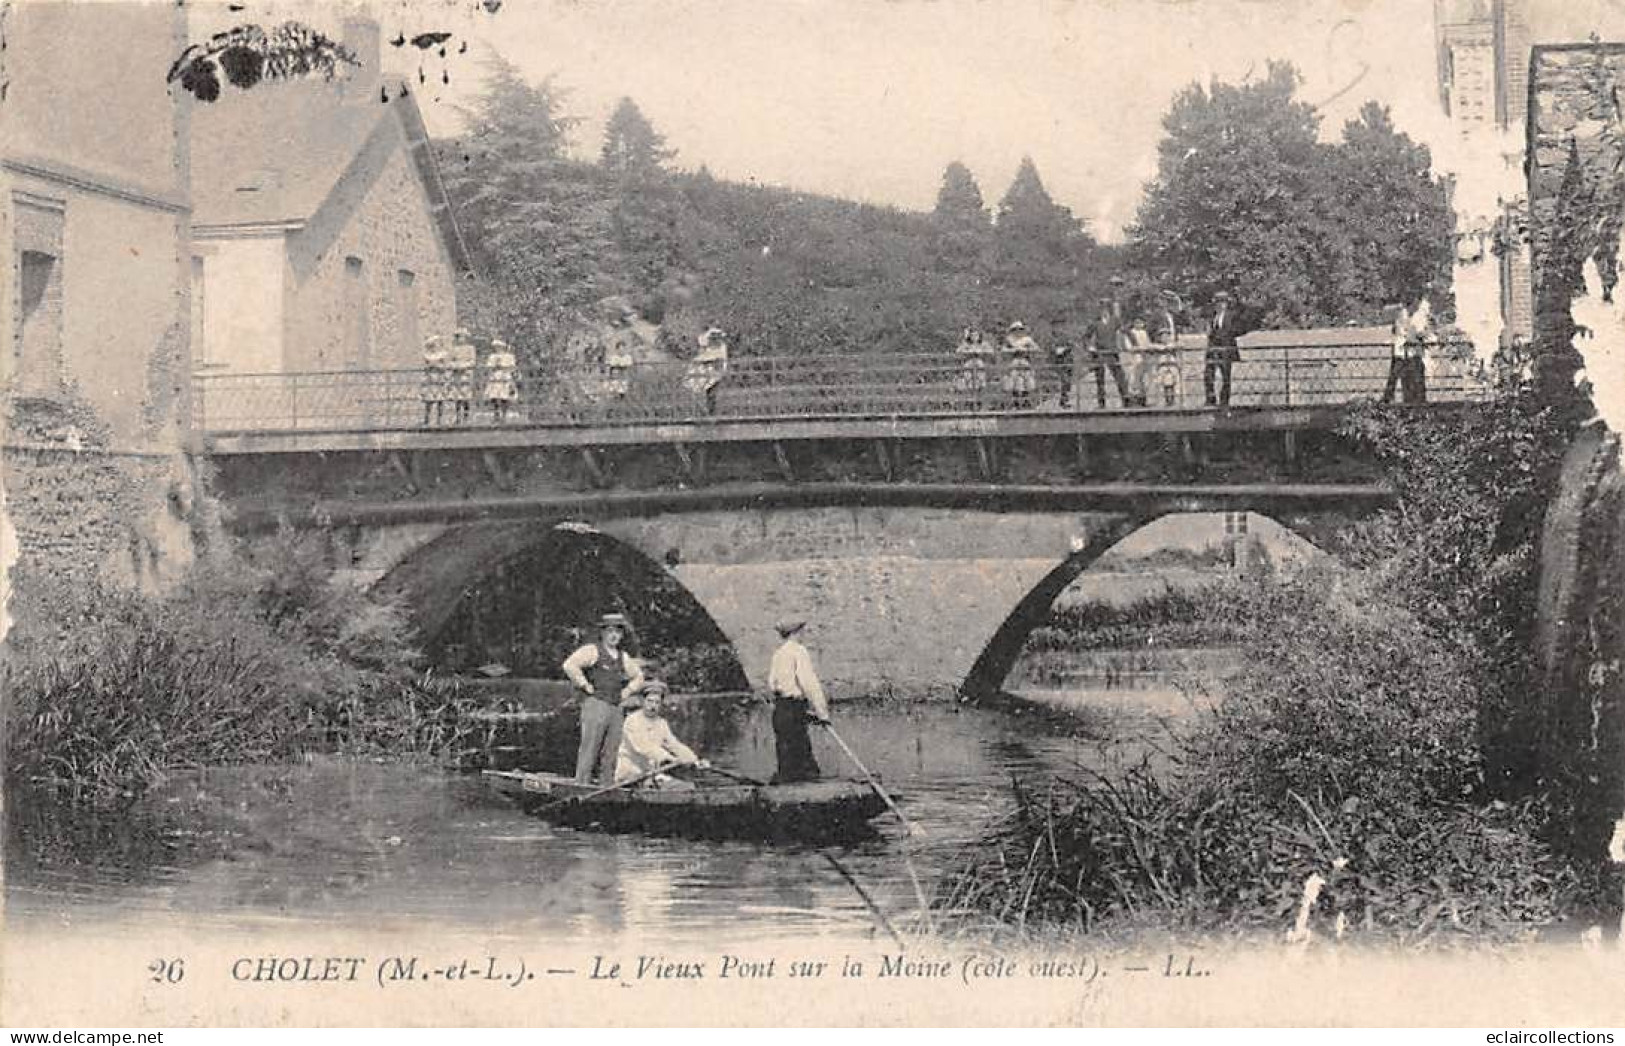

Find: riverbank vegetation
2;532;475;810
944;354;1588;943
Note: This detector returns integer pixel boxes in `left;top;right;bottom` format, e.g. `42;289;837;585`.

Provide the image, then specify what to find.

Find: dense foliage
437;59;1456;371
945;569;1577;942
3;535;472;806
1128;64;1455;326
427;531;749;693
949;359;1583;940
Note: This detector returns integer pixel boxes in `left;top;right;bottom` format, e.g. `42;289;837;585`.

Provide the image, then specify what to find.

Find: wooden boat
482;768;890;841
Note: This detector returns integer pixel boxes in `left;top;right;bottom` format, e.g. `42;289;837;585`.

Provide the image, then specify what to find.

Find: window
13;195;65;395
342;255;369;368
396;268;419;361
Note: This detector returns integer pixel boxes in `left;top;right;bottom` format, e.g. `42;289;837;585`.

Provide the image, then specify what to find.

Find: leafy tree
600;97;676;183
438;56;617;313
1129;62;1330;324
1329;102;1455;318
1129;64;1457;328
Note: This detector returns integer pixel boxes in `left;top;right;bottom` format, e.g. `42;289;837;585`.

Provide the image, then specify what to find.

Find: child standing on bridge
420;335;448;427
1002;321;1039;410
447;328;478;425
483;339;517;424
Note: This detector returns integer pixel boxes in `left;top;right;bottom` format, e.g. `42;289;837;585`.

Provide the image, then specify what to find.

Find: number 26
148;958;184;984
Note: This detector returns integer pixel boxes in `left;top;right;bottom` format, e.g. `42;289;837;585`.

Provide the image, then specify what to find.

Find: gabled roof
190;78;471;272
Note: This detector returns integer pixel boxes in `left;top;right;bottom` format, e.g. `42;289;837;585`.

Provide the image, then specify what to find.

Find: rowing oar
533;763;670;813
819;722;922;839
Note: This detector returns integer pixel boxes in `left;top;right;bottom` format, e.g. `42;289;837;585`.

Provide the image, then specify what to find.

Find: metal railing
194;342;1487;434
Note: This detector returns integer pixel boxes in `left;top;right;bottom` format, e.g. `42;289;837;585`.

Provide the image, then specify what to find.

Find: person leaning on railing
1087;296;1131;410
1152;289;1185;408
955;327;993;408
1381;296;1433;405
688;328;729;415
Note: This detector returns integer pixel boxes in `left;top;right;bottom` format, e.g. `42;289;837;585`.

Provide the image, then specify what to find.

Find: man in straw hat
766;617;830;784
615;679;708;789
562;612;646;784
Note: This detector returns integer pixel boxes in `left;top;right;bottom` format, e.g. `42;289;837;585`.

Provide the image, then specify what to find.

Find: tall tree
1330;102;1455;317
437;55;618;341
601;99;683;292
1129;64;1457;328
1128;62;1328;324
600;97;676;182
991;156;1095;327
931;161;991;275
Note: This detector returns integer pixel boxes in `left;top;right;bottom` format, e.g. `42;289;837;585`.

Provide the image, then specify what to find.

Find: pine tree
992;156;1092;291
931;161;991;274
601;97;676;183
437;55;616;322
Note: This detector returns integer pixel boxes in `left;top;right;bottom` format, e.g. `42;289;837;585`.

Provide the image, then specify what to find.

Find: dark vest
586;645;629;703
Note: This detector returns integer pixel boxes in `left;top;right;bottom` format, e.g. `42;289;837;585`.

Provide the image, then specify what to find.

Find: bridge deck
201;402;1405;455
196;346;1484;454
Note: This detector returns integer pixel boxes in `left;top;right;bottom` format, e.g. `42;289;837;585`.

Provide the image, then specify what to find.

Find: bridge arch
365;519;748;689
962;511;1334;699
332;491;1364;700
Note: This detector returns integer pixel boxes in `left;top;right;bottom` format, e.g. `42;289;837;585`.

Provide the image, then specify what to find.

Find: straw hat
599;612;631;630
775;618;807;637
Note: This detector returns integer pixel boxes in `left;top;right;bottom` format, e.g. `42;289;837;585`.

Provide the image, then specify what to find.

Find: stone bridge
235;482;1387;698
205;392;1417;696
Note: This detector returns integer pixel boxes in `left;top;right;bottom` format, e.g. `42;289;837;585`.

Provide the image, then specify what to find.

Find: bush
941;570;1578;942
940;761;1574;943
3;534;464;806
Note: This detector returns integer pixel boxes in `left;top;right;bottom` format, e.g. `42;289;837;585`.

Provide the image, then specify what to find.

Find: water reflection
7;694;1179;942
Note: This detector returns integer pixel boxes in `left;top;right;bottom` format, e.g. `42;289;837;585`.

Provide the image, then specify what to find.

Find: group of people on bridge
420;327;731;426
956;280;1246;412
415;286;1442;428
562;612;831;790
420;328;517;426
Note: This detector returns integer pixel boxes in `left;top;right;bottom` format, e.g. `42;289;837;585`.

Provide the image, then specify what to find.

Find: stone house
1;2;199;593
188;20;469;426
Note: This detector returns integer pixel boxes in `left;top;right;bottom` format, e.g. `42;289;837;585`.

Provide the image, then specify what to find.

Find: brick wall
1526;46;1625;354
285;122;456;375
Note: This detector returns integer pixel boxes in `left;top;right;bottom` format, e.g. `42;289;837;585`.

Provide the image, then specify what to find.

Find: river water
6;692;1186;945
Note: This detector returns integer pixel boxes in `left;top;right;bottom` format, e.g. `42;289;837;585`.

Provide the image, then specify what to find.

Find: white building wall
194;235;288;375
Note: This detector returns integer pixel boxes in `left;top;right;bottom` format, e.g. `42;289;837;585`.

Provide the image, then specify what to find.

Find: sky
263;0;1625;243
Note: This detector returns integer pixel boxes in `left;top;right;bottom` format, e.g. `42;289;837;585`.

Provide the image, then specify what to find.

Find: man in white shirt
766;618;830;784
615;680;708;789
